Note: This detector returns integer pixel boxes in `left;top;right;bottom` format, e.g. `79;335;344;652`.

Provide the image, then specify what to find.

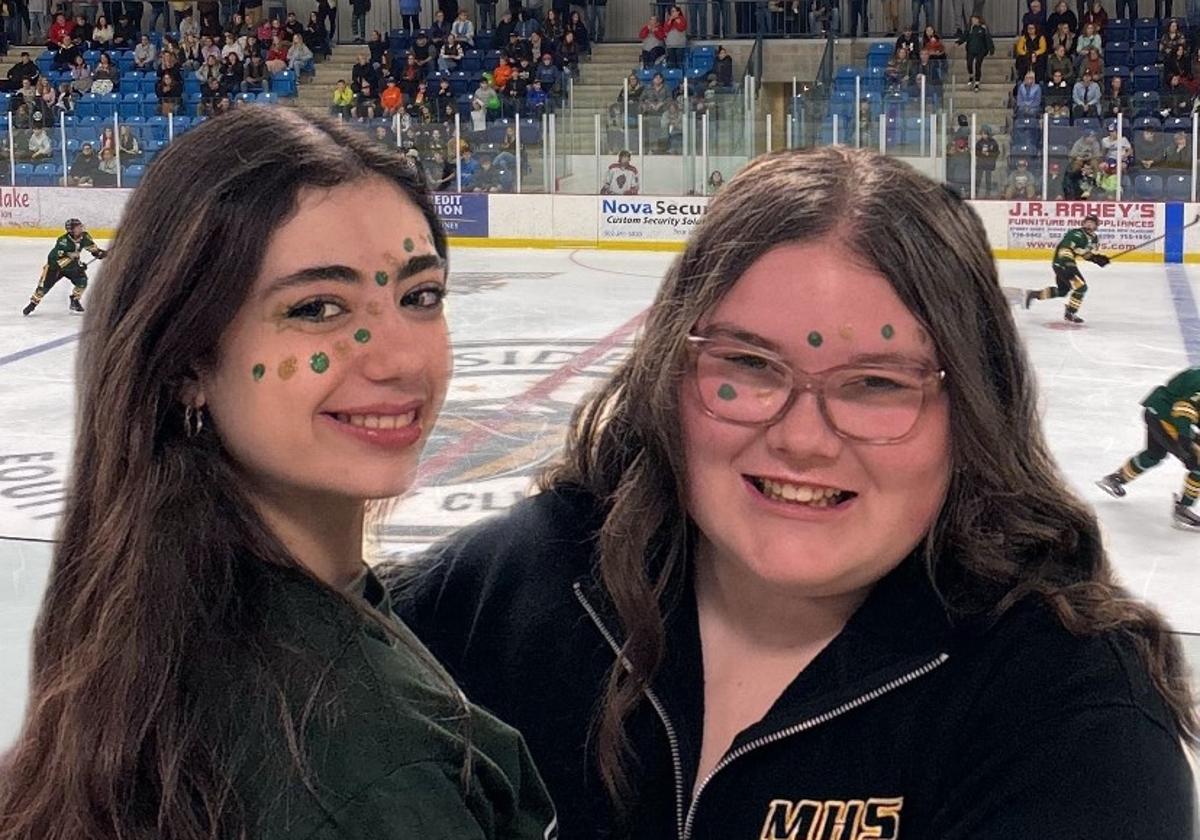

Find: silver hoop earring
184;404;205;438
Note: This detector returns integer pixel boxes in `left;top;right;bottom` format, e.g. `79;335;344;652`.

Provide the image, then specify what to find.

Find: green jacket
197;564;558;840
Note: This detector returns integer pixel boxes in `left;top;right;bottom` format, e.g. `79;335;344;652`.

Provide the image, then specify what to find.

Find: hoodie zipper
681;651;950;840
575;582;950;840
573;582;686;840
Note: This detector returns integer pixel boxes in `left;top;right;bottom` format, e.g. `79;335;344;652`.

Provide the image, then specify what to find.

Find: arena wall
1;186;1195;262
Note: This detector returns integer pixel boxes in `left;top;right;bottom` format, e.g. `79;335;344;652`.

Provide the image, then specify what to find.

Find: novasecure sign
598;196;709;241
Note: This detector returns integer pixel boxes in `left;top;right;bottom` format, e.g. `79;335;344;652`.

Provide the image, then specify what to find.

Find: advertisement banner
598;196;709;241
1006;201;1158;251
434;192;489;237
0;187;40;228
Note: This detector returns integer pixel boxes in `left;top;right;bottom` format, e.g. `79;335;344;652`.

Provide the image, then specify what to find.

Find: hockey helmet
1083;214;1100;225
65;218;83;232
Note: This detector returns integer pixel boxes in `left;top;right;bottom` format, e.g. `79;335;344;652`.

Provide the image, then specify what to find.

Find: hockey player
599;149;640;195
1097;366;1200;530
22;219;108;316
1023;214;1110;324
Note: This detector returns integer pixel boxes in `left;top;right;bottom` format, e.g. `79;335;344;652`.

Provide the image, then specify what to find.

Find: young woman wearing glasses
395;147;1197;840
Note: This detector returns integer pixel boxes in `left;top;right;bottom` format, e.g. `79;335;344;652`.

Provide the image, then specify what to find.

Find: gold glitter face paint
365;301;383;317
838;324;854;341
278;356;298;380
333;339;352;358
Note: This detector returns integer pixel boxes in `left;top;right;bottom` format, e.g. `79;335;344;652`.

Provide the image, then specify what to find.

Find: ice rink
1;236;1199;751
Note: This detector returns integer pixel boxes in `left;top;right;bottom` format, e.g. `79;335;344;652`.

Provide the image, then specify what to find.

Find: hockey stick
1105;212;1200;261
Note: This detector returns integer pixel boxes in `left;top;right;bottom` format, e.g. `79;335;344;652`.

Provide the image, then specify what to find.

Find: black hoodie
394;487;1196;840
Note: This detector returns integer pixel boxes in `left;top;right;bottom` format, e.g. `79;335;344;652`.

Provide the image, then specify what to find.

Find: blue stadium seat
1163;116;1191;132
140;94;159;119
1105;40;1132;65
30;163;58;187
475;31;493;50
1132;65;1161;92
1132;90;1161;115
1134;115;1162;130
120;92;143;120
258;91;279;105
1104;64;1131;81
1075;116;1102;132
123;164;147;186
517;116;541;144
1106;18;1133;39
1131;40;1160;65
1134;172;1163;198
13;163;35;186
1134;17;1159;40
76;93;99;119
1164;173;1191;199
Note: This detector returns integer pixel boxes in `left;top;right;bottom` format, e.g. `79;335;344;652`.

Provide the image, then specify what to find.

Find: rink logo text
759;797;902;840
0;452;67;523
0;188;32;208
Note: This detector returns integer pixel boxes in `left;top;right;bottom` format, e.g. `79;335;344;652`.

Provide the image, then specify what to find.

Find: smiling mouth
746;476;858;508
329;411;417;430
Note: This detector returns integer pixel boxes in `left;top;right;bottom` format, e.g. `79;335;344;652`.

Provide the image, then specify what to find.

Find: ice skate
1095;473;1126;498
22;301;36;316
1024;290;1036;309
69;298;84;314
1172;498;1200;531
1063;310;1084;324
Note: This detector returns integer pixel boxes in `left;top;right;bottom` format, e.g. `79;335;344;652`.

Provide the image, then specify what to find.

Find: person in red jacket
639;14;665;68
46;12;75;50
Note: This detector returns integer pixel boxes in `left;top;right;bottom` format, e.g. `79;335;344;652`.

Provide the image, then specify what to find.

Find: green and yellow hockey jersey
1142;367;1200;442
1052;228;1098;270
47;232;98;269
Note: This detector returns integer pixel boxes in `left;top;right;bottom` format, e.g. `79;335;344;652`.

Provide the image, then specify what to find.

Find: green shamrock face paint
310;352;330;374
807;331;824;348
354;328;371;344
717;383;737;401
375;271;388;287
403;237;415;253
881;324;895;340
252;363;265;381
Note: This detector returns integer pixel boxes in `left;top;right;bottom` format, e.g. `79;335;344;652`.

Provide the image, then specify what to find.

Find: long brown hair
541;146;1199;804
0;108;458;839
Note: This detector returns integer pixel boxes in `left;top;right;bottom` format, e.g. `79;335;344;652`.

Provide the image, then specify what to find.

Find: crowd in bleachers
1007;9;1199;199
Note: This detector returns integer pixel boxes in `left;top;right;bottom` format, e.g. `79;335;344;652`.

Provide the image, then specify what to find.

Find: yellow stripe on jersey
1171;400;1200;423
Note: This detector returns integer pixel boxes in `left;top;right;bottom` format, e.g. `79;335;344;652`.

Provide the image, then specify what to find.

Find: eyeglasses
686;335;946;444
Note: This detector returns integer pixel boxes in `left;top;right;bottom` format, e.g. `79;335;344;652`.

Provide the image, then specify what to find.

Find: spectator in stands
201;34;221;64
1078;46;1102;80
1102;73;1130;118
536;51;561;91
451;8;475;47
922;24;946;62
885;46;910;90
304;13;329;59
516;8;541;39
1081;0;1106;36
974;125;999;195
1163;43;1191;86
707;169;724;192
542;7;564;45
1050;20;1074;55
1003;152;1041;196
895;23;917;53
428;9;449;48
407;79;432;120
589;0;608;42
398;51;423;97
118;125;141;159
432;76;454;112
156;72;182;112
955;15;993;92
1062;157;1097;197
70;141;100;186
470;153;502;191
1015;23;1048;81
1069;127;1101;161
1044;68;1072;115
195;52;221;84
92;145;116;186
458;144;480;184
640;13;665;67
600;148;639;193
1132;126;1161;169
180;33;202;70
287;33;313;75
1162;73;1194;116
351;50;379;92
6;52;39;91
1046;0;1077;37
219;51;243;93
909;48;942;101
134;33;156;69
473;74;500;117
264;33;288;73
355;77;378;119
47;11;72;47
1014;69;1043;117
492;54;514;89
1077;21;1101;56
569;9;590;54
198;73;224;113
528;29;549;62
412;30;435;74
476;0;495;33
438;31;464;70
558;29;580;73
241;52;267;92
67;54;91;94
33;76;56;123
1022;0;1046;32
945;135;971;195
641;70;670;118
380;75;404;115
159;50;183;86
1072;68;1100;117
24;114;51;160
338;0;361;42
664;5;687;68
494;9;515;43
398;0;422;34
1160;130;1191;169
110;11;135;46
27;0;47;43
52;32;79;70
1092;158;1119;195
1101;120;1133;166
1048;43;1074;82
1160;18;1186;60
330;77;353;117
524;77;548;114
92;13;113;45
